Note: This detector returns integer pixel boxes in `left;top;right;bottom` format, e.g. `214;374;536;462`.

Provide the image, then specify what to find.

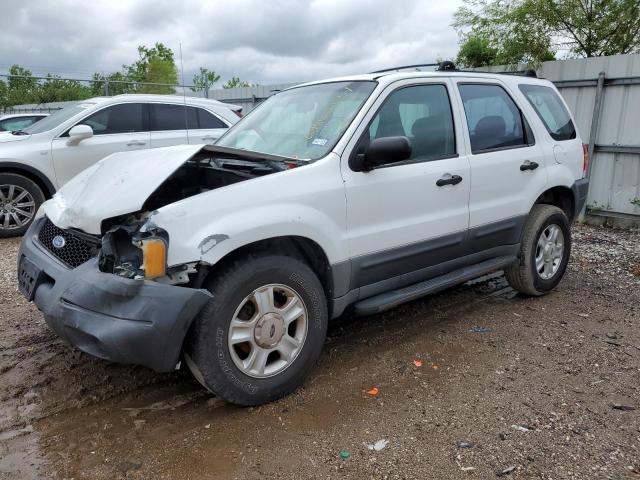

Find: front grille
37;218;100;268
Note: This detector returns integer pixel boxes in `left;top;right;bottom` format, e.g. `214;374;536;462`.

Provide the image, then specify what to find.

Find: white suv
17;65;589;405
0;94;241;236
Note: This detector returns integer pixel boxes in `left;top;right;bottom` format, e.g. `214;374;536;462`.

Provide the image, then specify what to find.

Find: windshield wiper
10;130;29;136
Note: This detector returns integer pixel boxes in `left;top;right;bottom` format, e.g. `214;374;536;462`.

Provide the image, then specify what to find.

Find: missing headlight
99;224;168;279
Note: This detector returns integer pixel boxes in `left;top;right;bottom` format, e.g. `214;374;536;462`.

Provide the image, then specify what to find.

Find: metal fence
537;55;640;223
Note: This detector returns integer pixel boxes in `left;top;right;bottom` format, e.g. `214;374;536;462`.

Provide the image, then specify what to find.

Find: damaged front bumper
17;217;211;372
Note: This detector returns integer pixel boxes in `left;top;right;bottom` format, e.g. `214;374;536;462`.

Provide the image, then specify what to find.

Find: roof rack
371;63;440;74
371;61;537;78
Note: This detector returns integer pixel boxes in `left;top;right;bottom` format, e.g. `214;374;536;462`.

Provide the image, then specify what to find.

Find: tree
124;42;175;82
456;33;498;67
38;75;91;103
0;79;7;108
6;65;39;106
454;0;640;66
137;56;177;94
223;77;251;89
191;67;220;95
119;42;178;93
90;71;135;96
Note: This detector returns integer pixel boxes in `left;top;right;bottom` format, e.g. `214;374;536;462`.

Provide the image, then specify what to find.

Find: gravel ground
0;223;639;479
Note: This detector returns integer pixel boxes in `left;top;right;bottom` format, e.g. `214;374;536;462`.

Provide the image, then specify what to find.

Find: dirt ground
1;224;639;479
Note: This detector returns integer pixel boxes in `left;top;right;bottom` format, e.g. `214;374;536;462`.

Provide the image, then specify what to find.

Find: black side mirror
351;136;412;172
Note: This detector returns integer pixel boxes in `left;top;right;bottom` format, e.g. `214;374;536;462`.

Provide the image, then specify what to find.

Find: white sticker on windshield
311;138;328;146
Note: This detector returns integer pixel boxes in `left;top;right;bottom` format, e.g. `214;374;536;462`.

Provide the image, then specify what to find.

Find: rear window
518;84;576;141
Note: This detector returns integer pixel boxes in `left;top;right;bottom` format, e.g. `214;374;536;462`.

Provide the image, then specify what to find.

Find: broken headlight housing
99;222;168;280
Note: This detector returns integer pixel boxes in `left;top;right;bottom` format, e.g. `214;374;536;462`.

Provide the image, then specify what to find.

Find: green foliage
631;197;640;208
5;65;40;106
456;34;498;67
124;43;175;83
223;77;251;89
137;56;178;94
37;75;91;103
454;0;640;67
0;42;244;108
191;67;220;93
0;80;7;108
90;71;134;96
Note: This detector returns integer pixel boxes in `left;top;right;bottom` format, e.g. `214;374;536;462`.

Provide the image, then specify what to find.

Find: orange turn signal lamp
141;238;167;279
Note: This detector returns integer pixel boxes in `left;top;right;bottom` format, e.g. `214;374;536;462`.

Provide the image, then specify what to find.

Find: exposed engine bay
98;149;298;283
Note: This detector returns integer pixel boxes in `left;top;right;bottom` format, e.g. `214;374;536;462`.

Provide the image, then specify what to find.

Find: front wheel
185;255;328;406
0;173;45;238
505;204;571;296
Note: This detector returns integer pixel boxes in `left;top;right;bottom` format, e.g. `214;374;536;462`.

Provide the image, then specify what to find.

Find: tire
184;254;328;406
505;204;571;296
0;173;45;238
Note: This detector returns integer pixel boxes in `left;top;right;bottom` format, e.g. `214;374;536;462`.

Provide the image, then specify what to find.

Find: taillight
233;109;243;118
582;143;588;177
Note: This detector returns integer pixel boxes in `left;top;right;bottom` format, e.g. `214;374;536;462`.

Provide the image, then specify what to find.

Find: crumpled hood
0;132;31;143
43;144;204;234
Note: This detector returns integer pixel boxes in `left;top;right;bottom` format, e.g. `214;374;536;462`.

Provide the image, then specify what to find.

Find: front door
341;80;470;291
51;103;149;187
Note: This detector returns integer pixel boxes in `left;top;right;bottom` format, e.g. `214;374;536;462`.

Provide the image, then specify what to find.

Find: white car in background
0;94;241;236
0;113;49;132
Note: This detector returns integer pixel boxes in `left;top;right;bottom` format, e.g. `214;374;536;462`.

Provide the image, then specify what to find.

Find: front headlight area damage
99;213;196;285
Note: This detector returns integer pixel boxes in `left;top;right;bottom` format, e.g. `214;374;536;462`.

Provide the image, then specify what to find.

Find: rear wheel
505;204;571;296
185;254;328;406
0;173;45;238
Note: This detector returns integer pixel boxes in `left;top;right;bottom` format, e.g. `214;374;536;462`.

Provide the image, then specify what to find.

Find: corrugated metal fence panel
209;83;297;113
540;55;640;216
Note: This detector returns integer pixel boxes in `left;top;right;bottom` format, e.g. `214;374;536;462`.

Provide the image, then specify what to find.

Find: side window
518;84;576;141
368;84;456;161
0;118;36;131
81;103;145;135
150;104;190;131
197;109;227;129
458;84;532;153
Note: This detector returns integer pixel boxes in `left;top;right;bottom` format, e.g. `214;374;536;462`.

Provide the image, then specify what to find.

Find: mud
1;224;639;479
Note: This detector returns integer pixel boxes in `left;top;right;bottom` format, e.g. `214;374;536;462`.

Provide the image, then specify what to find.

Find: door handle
520;160;539;171
202;135;217;141
436;174;463;187
126;140;146;147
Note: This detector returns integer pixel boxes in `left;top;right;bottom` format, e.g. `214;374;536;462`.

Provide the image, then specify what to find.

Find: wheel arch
193;235;338;313
0;162;56;199
533;185;576;222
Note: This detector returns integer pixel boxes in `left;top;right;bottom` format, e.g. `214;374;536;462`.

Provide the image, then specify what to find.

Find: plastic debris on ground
412;359;423;368
366;387;380;396
339;451;349;459
497;466;517;476
456;441;475;449
469;326;494;334
367;439;389;451
511;424;531;432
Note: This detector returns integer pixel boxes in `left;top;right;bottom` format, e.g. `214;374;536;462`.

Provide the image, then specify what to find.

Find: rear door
341;79;470;293
454;81;547;246
51;103;150;186
188;107;230;145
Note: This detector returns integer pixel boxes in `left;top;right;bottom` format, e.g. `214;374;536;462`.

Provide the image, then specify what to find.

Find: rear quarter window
518;84;576;141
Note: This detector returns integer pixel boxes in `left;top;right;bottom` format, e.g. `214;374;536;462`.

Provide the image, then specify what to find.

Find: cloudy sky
0;0;464;86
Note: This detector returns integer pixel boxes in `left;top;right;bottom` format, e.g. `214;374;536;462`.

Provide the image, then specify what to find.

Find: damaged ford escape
17;65;589;405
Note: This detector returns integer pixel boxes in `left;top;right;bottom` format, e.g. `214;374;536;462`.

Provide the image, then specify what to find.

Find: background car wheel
505;204;571;296
0;173;45;238
184;254;328;406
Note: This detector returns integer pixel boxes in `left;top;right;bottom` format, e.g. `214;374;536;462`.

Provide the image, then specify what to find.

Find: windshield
217;81;377;160
22;102;96;134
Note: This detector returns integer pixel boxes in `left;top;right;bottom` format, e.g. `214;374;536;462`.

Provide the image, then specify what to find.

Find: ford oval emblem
52;235;66;249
